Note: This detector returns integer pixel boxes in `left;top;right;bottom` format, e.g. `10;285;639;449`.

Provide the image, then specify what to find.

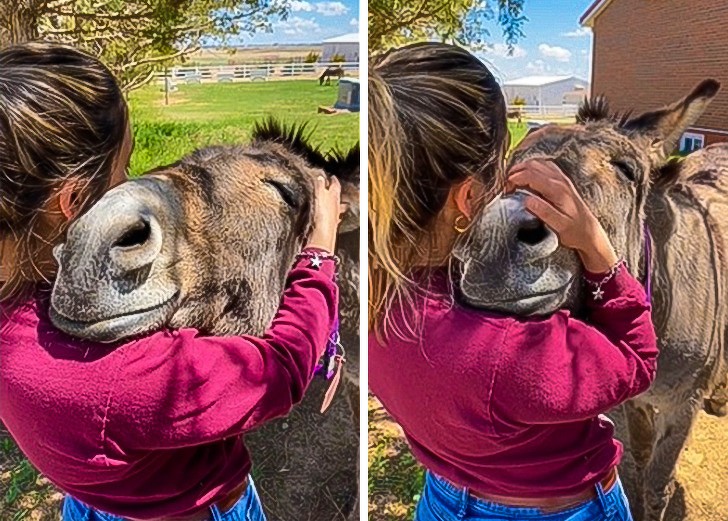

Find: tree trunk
0;0;42;47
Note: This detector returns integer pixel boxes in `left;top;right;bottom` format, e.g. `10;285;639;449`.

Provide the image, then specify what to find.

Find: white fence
507;104;579;118
156;61;359;85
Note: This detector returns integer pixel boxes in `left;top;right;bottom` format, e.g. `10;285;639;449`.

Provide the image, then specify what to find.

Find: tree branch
121;42;198;71
122;68;156;92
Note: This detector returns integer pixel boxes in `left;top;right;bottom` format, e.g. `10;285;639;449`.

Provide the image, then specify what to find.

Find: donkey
319;66;345;86
49;120;360;521
454;80;727;521
507;108;524;126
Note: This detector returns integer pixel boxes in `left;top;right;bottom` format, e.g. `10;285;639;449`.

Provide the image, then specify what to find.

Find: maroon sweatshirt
0;254;338;519
369;266;658;498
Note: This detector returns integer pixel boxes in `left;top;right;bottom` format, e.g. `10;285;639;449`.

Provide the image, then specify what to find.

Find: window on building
680;132;705;153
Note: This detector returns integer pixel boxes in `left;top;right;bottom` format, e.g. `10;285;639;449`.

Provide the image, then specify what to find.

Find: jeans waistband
425;471;623;519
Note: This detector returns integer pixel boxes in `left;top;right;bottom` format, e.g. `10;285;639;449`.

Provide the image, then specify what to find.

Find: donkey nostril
113;219;151;249
517;221;549;245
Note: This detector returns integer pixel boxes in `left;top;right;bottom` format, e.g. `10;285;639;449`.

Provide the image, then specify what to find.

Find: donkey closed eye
264;179;301;209
611;159;638;183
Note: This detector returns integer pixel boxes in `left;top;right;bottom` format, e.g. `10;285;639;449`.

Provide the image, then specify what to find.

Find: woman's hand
305;175;341;254
506;159;618;274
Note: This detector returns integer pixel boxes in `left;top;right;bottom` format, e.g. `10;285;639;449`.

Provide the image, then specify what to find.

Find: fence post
164;67;169;106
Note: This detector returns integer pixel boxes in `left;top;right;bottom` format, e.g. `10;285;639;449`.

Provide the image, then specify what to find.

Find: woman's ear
452;177;483;220
58;180;81;220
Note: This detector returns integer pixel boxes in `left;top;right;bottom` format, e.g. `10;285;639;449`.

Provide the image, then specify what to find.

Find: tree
0;0;290;90
369;0;526;55
304;51;320;63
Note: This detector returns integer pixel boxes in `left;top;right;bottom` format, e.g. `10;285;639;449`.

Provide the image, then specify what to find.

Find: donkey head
50;119;359;342
455;80;720;315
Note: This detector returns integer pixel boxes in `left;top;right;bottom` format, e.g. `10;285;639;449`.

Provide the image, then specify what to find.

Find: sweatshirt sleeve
491;265;658;426
108;253;338;449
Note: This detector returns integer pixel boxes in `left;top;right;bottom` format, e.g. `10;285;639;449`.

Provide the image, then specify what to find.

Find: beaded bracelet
296;250;340;269
584;258;626;300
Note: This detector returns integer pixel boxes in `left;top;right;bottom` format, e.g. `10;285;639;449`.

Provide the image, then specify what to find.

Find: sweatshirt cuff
294;249;338;279
584;264;648;307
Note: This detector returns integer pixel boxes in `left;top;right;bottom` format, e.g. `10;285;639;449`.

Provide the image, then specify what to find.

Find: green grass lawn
127;80;359;176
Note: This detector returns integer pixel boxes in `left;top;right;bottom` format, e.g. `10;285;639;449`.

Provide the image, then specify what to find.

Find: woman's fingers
523;194;571;235
507;160;581;216
508;171;572;212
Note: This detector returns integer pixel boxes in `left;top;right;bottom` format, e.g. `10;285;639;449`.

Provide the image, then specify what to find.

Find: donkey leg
623;401;656;521
643;397;701;521
704;379;728;416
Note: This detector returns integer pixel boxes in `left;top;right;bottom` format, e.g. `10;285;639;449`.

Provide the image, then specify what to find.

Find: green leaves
369;0;526;54
2;0;293;91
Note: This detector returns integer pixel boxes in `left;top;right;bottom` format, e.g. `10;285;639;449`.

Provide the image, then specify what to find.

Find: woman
368;42;656;521
0;42;342;521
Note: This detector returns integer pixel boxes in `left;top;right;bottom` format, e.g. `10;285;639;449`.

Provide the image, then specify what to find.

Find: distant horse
320;66;344;86
507;107;524;126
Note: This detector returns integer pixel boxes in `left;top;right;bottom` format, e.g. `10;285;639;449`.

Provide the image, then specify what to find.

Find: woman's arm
491;265;657;426
109;253;338;449
109;175;342;449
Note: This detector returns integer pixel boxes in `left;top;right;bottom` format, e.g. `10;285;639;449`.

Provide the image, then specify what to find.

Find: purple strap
643;223;653;304
314;316;340;380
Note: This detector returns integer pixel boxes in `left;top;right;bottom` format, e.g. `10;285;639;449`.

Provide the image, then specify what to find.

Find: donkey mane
325;144;360;183
252;117;324;165
252;116;359;180
576;96;633;126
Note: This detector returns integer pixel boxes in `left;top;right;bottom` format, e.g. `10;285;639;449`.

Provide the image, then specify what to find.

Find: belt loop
595;481;615;518
209;504;224;521
457;486;469;519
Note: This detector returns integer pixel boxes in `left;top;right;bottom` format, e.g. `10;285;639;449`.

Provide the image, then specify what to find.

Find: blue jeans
415;472;633;521
62;478;266;521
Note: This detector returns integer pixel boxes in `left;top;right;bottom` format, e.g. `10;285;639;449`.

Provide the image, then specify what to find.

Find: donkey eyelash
264;179;300;209
611;160;638;183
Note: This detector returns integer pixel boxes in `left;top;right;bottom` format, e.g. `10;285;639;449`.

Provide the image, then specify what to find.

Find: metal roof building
502;76;589;106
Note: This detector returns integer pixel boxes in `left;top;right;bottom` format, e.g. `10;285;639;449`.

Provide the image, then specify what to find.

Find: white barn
502;76;589;106
321;33;359;63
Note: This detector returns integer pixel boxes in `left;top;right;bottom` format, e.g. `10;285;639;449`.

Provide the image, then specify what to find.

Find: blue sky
241;0;359;45
476;0;595;82
238;0;595;83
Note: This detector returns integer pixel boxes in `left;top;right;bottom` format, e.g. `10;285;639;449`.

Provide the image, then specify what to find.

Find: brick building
581;0;728;150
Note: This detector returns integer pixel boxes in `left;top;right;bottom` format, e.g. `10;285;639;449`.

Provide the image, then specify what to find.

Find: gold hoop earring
454;214;470;234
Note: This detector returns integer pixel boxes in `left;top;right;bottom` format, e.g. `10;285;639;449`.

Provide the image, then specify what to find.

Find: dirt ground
368;398;728;521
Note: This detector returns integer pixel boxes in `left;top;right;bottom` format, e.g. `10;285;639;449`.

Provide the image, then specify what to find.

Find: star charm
592;287;605;300
310;254;322;269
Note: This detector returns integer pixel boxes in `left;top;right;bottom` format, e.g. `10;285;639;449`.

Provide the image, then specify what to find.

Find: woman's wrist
303;243;334;255
579;246;619;275
577;223;619;274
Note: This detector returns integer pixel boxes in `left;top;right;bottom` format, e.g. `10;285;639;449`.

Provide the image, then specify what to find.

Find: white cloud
525;59;549;74
350;17;359;27
581;49;588;56
315;1;348;16
275;16;321;34
538;43;572;62
483;43;527;60
291;0;314;11
562;27;590;38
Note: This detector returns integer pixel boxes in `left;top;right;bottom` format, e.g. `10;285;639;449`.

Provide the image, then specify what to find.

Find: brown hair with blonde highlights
369;42;509;340
0;42;128;304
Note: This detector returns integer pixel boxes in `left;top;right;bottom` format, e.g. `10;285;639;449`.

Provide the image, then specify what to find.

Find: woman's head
0;42;131;302
369;42;509;336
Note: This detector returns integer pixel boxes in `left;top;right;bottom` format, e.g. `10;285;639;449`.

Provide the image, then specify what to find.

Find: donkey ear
622;79;720;166
325;144;360;233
